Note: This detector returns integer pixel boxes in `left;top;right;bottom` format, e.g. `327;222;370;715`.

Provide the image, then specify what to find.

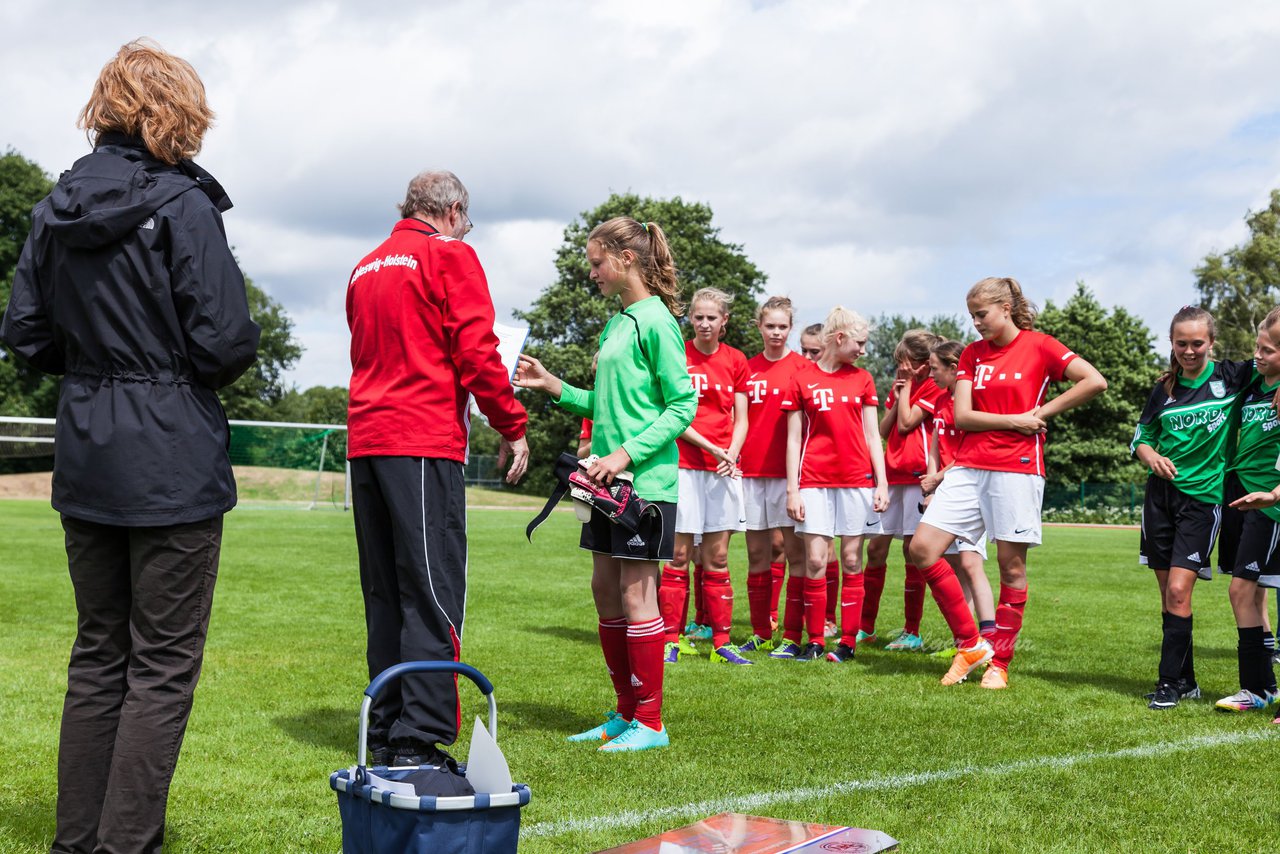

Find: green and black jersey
1227;373;1280;522
1130;360;1254;503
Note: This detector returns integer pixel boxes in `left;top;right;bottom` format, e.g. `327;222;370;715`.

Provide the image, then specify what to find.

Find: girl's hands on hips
1008;410;1047;435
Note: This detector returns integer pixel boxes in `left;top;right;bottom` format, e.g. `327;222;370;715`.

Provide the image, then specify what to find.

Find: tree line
5;148;1280;490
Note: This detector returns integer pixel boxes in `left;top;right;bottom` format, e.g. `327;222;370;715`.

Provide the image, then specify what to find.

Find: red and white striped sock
627;617;665;730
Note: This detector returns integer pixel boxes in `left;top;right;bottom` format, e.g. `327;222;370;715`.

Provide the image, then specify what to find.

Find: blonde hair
78;39;213;165
894;328;942;365
1259;307;1280;335
821;305;869;344
967;277;1037;331
588;217;683;317
1160;305;1216;397
755;295;794;326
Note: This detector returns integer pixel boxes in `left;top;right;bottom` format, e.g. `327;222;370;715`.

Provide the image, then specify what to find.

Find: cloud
4;1;1280;390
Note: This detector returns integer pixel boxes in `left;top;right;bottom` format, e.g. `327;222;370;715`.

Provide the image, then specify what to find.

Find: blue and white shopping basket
330;661;531;854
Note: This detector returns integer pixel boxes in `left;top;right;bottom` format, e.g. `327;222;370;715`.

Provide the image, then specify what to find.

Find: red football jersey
678;341;751;471
933;390;961;469
740;350;808;478
782;361;880;488
883;378;944;485
954;329;1077;475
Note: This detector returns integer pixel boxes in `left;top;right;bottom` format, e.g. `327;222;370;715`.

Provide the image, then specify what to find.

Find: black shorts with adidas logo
1139;475;1220;580
580;500;676;562
1228;507;1280;588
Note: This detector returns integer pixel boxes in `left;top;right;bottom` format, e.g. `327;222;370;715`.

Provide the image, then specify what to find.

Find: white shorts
742;477;793;531
920;466;1043;547
795;487;882;538
676;468;746;534
880;484;926;537
945;537;989;559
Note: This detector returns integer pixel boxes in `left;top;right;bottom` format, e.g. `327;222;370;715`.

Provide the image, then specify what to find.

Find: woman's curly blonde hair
79;39;214;165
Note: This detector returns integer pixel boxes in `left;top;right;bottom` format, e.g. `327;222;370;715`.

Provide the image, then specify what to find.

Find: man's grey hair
398;170;469;220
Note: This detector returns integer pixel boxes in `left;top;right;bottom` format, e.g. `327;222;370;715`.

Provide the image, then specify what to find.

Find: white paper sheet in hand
464;716;513;794
493;322;529;382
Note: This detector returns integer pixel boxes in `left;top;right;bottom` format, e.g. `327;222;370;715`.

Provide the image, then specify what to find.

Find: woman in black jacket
1;40;259;854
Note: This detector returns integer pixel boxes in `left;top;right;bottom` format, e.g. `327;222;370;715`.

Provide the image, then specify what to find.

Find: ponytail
967;276;1037;330
588;217;684;317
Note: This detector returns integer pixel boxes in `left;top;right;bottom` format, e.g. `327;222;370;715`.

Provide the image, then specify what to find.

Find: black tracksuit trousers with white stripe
350;456;468;750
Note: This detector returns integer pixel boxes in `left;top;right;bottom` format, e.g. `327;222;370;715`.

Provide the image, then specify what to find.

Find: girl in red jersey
909;277;1107;688
862;329;945;652
919;340;995;641
737;297;809;652
797;322;842;635
659;287;752;665
776;306;889;662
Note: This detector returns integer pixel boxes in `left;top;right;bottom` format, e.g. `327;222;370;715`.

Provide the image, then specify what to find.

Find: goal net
0;416;55;458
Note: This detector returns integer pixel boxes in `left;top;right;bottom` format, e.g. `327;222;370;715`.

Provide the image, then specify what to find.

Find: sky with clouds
4;1;1280;389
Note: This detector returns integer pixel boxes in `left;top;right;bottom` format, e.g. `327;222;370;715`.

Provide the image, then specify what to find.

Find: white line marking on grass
521;729;1276;840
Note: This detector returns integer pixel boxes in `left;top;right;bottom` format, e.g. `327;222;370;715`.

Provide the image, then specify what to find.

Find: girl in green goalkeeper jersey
1215;307;1280;717
516;217;696;753
1132;306;1255;710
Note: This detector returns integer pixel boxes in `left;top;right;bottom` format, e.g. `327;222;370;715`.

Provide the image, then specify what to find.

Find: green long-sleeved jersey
1130;360;1254;503
556;295;696;502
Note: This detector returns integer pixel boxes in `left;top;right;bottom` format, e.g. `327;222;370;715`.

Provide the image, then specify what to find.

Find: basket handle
357;661;498;774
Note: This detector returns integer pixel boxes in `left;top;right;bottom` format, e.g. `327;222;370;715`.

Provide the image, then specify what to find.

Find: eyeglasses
455;202;473;235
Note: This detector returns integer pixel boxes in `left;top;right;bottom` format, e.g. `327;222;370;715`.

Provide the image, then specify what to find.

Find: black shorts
1139;476;1219;580
1216;472;1246;575
580;501;676;562
1231;509;1280;588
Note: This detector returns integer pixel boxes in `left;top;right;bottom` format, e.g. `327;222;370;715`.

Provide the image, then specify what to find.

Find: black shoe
826;642;856;663
1147;682;1181;710
368;744;393;767
796;642;825;661
1144;680;1200;702
391;743;458;770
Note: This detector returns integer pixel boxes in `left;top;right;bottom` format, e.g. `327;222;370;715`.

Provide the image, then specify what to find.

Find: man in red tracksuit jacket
346;170;529;767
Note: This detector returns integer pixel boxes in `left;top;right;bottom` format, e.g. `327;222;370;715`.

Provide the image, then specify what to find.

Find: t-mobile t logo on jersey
690;372;708;397
973;364;996;389
746;379;768;403
813;388;835;411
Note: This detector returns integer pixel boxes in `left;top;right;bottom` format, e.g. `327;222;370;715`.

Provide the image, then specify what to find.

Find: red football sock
918;558;980;648
824;560;839;623
839;572;865;648
747;571;773;639
903;564;925;635
782;574;805;643
861;563;887;634
704;569;734;648
769;561;786;624
991;585;1028;671
598;617;634;720
658;565;689;642
693;563;708;627
626;617;665;730
804;577;828;644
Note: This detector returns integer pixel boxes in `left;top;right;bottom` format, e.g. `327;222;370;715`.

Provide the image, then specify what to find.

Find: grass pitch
0;499;1276;853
